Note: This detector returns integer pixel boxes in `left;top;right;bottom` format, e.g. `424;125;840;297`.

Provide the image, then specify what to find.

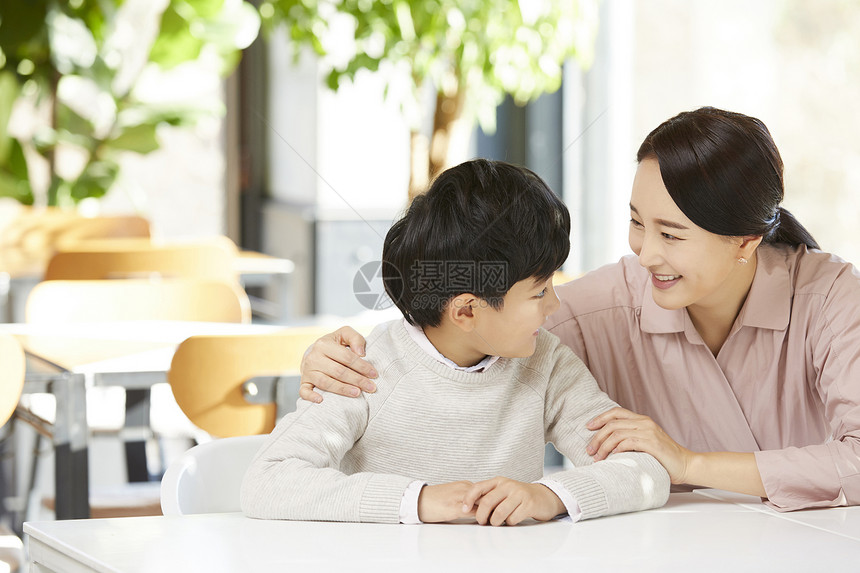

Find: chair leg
124;389;151;482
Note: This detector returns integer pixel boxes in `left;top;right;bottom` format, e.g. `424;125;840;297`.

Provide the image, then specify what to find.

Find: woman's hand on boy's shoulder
462;477;566;526
299;326;378;403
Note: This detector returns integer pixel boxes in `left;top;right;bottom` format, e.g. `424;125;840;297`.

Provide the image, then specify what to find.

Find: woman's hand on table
299;326;376;403
586;407;693;485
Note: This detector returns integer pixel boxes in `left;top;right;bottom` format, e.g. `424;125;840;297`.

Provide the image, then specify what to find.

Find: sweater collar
402;318;500;372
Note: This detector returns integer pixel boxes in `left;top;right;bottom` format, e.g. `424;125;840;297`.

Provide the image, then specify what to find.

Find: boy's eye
661;232;680;241
629;218;643;228
535;288;547;298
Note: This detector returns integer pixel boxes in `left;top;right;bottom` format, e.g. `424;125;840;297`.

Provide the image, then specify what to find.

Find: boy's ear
448;293;478;332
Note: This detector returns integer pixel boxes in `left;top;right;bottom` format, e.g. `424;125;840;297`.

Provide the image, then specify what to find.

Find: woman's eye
661;232;679;241
629;218;643;227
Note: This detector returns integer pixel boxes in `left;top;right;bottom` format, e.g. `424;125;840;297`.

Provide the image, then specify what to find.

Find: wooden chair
162;324;380;519
0;332;25;427
21;278;251;519
166;326;335;438
51;216;151;248
25;278;251;324
43;238;236;283
0;208;151;277
0;332;26;572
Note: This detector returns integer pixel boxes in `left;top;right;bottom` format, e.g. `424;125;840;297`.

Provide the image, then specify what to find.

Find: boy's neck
422;322;489;368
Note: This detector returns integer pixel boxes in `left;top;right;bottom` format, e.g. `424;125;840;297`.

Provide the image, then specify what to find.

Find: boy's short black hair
382;159;571;328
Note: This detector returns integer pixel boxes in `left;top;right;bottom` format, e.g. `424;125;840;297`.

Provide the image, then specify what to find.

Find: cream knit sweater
241;320;669;523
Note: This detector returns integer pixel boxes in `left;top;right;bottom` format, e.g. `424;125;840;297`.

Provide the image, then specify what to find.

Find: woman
298;107;860;511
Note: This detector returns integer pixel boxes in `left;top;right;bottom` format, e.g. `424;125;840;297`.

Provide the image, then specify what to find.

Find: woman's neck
687;252;758;356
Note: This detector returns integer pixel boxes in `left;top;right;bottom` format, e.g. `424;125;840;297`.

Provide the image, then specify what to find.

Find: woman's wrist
682;450;706;486
681;451;766;497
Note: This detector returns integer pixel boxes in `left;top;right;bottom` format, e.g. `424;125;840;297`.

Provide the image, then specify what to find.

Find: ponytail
766;206;819;250
639;107;820;251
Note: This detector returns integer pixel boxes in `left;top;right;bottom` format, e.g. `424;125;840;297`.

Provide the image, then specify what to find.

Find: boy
241;159;669;525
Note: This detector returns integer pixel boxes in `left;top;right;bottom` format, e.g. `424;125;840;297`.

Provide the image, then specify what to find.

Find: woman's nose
637;233;662;268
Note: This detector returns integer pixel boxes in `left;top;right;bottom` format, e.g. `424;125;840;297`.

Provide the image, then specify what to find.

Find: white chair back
160;434;268;516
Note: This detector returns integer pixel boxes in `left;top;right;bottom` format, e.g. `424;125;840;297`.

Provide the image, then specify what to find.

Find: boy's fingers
463;482;486;512
462;479;498;510
475;489;507;525
489;498;519;527
505;505;528;526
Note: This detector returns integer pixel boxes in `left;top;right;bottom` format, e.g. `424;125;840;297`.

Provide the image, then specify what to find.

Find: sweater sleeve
542;341;670;520
240;393;415;523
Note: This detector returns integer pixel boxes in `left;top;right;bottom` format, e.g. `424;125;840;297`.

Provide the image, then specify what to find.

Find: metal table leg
52;372;90;520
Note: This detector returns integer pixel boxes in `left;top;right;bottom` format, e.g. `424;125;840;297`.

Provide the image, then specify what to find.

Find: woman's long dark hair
636;107;819;250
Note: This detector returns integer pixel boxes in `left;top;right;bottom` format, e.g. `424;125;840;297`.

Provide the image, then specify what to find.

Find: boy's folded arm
542;343;671;520
239;393;414;523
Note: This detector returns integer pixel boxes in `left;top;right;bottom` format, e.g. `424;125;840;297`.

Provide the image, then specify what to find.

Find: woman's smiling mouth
651;273;681;289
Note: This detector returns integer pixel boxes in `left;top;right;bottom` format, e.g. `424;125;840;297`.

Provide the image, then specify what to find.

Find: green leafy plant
0;0;260;206
262;0;599;199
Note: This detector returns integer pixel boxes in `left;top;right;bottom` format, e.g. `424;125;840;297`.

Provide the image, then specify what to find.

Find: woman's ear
448;293;478;332
738;235;763;261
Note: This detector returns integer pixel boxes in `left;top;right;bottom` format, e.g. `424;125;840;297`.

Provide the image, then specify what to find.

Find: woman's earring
737;257;748;264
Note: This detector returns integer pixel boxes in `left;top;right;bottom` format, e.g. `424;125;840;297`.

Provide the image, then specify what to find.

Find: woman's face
628;158;751;312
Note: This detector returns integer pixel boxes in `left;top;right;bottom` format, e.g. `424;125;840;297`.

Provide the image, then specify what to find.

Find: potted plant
0;0;260;207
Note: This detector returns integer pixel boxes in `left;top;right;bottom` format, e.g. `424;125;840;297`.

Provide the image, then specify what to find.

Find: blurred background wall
5;0;859;318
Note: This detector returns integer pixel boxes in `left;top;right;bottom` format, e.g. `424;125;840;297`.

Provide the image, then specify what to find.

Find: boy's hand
417;481;476;523
462;477;566;526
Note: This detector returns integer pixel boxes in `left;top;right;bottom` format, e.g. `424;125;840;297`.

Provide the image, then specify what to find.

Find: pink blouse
545;243;860;511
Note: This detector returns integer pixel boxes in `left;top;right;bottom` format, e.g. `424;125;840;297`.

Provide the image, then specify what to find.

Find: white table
2;321;289;521
23;489;860;572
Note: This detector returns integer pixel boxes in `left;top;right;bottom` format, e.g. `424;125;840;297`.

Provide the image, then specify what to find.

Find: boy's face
471;276;560;358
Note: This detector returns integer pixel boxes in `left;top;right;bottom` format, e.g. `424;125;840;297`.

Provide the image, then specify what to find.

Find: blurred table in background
232;250;295;322
1;243;295;323
1;320;288;520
